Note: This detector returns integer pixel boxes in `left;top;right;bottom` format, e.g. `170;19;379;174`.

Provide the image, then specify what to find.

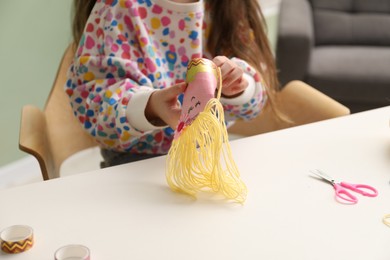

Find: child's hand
212;56;248;98
145;82;187;129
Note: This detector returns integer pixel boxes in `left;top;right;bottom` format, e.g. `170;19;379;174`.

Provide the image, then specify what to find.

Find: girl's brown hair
72;0;96;48
206;0;279;93
72;0;280;109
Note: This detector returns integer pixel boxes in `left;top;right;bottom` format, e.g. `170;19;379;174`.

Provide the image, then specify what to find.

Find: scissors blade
310;169;335;184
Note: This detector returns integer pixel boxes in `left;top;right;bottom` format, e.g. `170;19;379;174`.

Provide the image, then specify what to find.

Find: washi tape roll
55;244;90;260
383;214;390;227
0;225;34;254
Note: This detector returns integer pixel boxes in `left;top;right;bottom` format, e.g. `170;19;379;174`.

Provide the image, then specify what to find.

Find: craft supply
54;244;90;260
383;214;390;227
0;225;34;254
310;169;378;204
166;58;247;203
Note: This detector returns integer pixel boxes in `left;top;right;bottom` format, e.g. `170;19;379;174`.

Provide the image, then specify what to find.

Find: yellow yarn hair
166;60;247;203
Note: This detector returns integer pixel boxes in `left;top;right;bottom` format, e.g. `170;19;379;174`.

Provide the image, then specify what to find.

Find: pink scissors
310;169;378;204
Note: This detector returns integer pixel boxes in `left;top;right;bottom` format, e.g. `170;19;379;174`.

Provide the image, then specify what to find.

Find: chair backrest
19;44;97;180
228;80;350;136
309;0;390;46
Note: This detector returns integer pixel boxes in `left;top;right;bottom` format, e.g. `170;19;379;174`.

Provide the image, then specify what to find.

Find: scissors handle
340;182;378;197
333;184;358;204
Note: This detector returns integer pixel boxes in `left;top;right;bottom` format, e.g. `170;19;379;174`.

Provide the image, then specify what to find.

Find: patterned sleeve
65;3;157;151
220;57;268;122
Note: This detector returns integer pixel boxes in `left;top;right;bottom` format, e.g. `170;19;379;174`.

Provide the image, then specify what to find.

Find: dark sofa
275;0;390;112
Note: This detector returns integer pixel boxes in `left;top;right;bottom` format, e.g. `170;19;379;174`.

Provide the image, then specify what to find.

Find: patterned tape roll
383;214;390;227
0;225;34;254
55;244;90;260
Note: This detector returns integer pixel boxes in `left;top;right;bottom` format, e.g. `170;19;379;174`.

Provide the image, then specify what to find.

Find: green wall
0;0;73;166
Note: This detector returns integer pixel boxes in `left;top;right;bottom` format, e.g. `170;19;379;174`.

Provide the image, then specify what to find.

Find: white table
1;107;390;260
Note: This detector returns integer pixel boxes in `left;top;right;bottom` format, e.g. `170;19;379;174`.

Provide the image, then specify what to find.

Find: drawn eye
195;101;201;107
191;96;196;101
188;107;193;114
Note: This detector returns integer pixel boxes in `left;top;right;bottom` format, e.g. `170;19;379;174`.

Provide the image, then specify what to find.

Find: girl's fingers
214;56;236;78
222;67;244;88
213;56;247;96
222;77;248;97
164;111;181;129
160;83;186;128
172;82;187;95
163;82;187;99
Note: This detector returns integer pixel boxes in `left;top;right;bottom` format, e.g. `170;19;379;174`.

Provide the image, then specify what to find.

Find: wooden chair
19;44;97;180
228;80;350;136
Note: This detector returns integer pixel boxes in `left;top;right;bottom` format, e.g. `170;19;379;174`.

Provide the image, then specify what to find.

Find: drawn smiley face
187;95;202;119
182;71;216;123
175;58;219;138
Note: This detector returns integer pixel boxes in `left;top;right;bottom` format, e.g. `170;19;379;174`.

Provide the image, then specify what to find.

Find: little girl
66;0;278;167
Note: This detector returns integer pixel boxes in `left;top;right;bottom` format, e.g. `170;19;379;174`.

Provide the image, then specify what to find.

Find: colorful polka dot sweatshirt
65;0;267;154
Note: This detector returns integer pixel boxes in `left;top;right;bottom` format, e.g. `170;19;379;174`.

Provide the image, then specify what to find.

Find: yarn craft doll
166;58;247;203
